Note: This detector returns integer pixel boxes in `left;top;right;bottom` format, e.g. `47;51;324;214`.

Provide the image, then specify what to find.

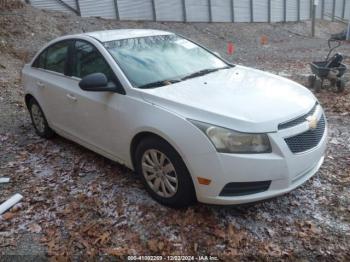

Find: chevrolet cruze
22;29;327;207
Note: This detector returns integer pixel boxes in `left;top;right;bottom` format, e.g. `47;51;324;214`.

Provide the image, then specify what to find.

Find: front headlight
189;120;271;153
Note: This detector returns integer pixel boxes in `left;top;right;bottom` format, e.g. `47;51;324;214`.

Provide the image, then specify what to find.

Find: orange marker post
227;42;235;55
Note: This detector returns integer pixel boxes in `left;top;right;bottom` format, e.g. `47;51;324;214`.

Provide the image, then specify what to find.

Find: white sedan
22;29;327;207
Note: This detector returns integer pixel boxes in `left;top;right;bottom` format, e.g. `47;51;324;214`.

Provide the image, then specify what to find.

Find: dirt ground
1;3;350;261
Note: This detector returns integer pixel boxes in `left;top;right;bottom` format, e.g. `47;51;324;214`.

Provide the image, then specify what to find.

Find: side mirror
79;73;126;94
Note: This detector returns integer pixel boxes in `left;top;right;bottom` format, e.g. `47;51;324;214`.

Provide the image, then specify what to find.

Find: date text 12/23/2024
127;255;219;261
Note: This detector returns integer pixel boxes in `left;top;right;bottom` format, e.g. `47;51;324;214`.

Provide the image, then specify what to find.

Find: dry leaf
148;239;158;252
94;232;110;245
28;223;42;233
103;247;128;256
158;241;164;251
228;224;235;238
225;247;238;256
266;228;274;237
214;228;226;239
299;232;307;238
194;243;198;252
265;243;282;257
309;224;320;234
2;212;16;220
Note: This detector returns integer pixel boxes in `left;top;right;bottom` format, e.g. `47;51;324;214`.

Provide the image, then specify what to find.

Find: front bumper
190;106;327;205
196;155;324;205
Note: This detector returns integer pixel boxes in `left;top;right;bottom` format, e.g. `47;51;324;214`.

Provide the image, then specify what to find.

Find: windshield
104;34;228;88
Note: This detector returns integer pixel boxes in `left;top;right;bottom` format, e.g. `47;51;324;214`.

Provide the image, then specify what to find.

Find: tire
308;75;316;89
135;137;196;208
314;79;322;93
28;98;55;139
336;79;345;93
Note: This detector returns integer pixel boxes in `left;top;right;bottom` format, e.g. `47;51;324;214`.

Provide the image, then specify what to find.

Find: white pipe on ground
0;194;23;215
0;178;10;183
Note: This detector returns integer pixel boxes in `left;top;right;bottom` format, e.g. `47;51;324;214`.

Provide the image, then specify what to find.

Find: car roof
82;29;173;42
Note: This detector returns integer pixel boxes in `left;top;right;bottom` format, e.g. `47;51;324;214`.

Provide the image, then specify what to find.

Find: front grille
219;181;271;197
285;114;326;153
278;103;318;130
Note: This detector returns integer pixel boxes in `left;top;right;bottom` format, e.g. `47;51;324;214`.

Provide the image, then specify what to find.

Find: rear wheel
28;98;54;138
135;137;196;208
336;79;345;93
313;79;322;93
308;75;316;89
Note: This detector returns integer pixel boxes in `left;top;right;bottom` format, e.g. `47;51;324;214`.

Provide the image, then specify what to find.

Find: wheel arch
129;131;191;175
129;130;198;203
24;93;35;109
130;131;172;170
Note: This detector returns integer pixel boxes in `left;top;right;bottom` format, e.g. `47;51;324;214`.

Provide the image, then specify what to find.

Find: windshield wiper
181;66;231;81
138;65;232;89
138;79;181;89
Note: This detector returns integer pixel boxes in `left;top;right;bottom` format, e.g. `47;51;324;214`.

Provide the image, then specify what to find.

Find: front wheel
135;137;196;208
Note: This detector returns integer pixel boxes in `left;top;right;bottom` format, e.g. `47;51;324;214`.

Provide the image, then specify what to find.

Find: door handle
36;81;45;88
66;93;77;101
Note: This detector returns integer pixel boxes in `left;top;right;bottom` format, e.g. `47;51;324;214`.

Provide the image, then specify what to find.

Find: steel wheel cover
141;149;178;198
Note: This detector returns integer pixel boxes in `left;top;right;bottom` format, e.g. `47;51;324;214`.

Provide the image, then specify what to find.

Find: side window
32;50;47;69
45;41;70;74
73;41;115;82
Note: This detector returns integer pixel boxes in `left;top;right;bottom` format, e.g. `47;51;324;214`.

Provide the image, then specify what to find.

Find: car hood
140;65;317;133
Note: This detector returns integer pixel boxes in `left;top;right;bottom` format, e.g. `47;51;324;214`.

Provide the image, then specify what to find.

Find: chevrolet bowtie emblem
306;115;318;130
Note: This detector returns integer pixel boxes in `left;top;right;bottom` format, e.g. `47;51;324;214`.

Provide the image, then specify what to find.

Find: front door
63;40;126;159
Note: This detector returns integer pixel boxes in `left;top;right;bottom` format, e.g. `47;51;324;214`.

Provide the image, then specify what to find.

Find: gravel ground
1;3;350;261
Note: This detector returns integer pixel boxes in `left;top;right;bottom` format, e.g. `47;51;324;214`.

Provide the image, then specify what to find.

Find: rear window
45;42;69;74
32;41;70;74
33;50;47;69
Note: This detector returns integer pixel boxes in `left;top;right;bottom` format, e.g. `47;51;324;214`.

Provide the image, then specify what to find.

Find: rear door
30;40;75;132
